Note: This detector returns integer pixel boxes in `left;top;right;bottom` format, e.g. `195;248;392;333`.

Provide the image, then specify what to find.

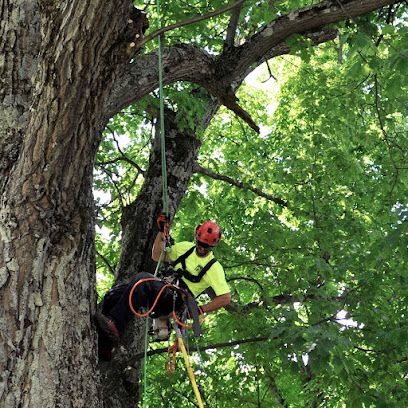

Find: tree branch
224;1;244;48
217;91;261;133
107;0;398;132
133;0;248;49
96;250;117;277
194;163;288;206
131;335;269;362
106;30;336;124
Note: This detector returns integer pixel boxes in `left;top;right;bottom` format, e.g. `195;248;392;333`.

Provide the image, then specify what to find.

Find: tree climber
153;213;231;312
94;214;231;361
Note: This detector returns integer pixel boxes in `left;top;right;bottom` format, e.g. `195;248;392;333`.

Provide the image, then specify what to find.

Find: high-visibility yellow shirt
168;242;230;298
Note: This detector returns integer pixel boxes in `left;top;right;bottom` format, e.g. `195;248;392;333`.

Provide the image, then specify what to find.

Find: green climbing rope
143;0;168;406
157;0;168;217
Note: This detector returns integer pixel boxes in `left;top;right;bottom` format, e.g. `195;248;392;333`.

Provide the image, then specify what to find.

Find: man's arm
200;293;231;313
152;232;169;262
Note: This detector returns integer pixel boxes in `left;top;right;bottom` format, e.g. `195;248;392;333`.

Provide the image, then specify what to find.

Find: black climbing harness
171;245;219;283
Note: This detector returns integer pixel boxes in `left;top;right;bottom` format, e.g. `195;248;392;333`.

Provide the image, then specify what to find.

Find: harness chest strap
171;247;218;283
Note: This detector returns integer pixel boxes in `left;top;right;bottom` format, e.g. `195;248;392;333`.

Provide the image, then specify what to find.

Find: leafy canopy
95;2;408;407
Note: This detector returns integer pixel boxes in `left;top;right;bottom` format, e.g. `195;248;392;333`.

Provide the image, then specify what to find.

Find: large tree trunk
0;1;135;406
101;106;203;406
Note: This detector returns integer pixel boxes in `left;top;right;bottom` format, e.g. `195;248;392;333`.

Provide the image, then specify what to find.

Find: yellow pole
177;336;205;408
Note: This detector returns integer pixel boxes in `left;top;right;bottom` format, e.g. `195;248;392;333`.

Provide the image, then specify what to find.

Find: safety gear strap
185;293;202;337
171;247;218;283
172;246;195;269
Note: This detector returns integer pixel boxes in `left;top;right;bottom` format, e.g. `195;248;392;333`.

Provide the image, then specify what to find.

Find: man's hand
157;212;167;232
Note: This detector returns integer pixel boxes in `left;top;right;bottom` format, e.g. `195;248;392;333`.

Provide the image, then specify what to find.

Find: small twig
97;155;145;175
227;276;265;291
95;164;125;210
105;127;145;175
263;60;277;82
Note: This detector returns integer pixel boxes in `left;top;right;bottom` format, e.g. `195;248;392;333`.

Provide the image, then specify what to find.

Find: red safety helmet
195;221;221;247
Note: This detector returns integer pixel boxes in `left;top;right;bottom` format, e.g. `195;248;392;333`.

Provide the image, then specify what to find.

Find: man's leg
94;272;184;360
100;272;184;333
105;272;152;332
94;272;152;360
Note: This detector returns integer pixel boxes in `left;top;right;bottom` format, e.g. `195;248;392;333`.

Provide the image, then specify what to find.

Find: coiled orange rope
128;277;204;328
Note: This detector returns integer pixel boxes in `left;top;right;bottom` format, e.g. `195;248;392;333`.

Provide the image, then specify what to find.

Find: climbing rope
142;0;168;405
157;0;168;217
141;1;210;405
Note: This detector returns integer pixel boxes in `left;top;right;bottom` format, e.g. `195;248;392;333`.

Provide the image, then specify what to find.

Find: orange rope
128;278;174;317
173;307;204;329
165;338;179;375
128;278;204;329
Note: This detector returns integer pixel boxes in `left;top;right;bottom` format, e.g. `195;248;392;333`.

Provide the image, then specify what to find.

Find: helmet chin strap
195;238;215;249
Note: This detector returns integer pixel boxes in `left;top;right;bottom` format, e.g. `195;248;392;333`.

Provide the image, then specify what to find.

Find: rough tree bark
0;1;145;407
0;0;402;407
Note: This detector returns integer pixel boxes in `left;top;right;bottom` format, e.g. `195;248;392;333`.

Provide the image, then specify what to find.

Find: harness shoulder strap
181;257;218;283
196;258;217;281
171;246;195;270
171;245;218;283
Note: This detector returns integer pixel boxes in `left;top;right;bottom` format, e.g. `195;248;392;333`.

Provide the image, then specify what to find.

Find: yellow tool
175;327;204;408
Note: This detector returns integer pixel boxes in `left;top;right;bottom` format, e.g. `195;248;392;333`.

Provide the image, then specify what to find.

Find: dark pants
105;272;184;334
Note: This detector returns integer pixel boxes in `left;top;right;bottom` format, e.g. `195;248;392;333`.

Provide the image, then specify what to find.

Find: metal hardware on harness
151;316;171;341
164;224;172;251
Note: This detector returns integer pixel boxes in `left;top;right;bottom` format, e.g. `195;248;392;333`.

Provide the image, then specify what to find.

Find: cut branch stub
218;91;260;133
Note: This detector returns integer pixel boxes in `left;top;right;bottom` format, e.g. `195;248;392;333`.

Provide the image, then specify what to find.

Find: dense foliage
94;2;407;407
